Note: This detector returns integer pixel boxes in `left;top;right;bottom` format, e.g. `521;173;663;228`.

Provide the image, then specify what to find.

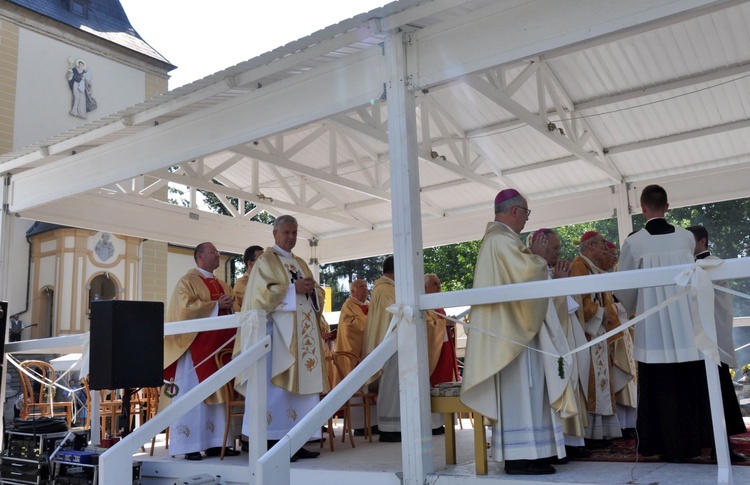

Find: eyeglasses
201;250;220;255
513;206;531;217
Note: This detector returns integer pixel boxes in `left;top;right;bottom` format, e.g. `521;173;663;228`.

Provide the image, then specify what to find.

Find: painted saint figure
67;58;97;118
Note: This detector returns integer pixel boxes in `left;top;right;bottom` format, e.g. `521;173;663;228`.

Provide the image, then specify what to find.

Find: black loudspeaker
89;300;164;390
0;302;6;397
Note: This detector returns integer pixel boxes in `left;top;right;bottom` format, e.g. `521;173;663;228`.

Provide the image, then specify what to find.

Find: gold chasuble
163;269;234;406
425;310;448;376
333;298;368;385
362;276;395;359
241;247;329;395
232;273;249;313
461;222;549;420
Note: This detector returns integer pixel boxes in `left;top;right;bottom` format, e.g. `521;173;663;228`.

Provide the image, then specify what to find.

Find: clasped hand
294;276;316;294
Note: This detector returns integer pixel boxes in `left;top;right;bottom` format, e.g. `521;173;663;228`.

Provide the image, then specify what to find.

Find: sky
120;0;389;89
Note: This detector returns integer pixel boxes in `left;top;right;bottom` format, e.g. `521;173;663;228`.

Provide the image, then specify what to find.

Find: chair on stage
17;360;72;427
82;377;123;440
321;354;354;451
214;349;245;459
430;383;487;475
331;350;377;444
144;386;168;456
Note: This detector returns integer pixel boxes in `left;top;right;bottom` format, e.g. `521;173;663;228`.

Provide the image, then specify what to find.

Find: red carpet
581;429;750;465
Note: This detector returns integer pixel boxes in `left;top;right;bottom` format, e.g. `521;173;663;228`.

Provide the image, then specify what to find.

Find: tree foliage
319;256;386;310
424;241;482;291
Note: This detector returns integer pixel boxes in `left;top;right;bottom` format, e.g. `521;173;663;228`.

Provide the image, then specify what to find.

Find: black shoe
548;455;569;465
295;447;320;459
505;459;556;475
371;425;380;435
432;426;445;436
379;431;402;443
731;451;748;463
205;447;241;457
565;445;591;459
353;428;365;436
710;448;748;462
585;438;612;450
184;452;202;461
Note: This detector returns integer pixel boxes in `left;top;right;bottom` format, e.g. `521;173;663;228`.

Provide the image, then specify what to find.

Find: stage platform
132;419;750;484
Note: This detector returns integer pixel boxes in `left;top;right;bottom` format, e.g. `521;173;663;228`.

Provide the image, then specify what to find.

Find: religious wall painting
66;57;97;118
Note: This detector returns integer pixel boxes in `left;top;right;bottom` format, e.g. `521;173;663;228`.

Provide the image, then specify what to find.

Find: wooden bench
430;388;488;475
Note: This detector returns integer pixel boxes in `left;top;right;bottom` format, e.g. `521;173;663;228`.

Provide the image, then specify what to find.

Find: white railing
98;333;271;483
4;257;749;484
258;329;398;485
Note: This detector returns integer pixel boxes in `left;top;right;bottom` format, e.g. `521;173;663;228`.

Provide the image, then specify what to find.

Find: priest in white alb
461;189;571;476
240;215;327;461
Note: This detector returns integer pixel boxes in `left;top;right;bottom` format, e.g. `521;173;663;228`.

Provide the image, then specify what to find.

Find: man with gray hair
241;215;327;461
461;189;568;475
334;279;369;384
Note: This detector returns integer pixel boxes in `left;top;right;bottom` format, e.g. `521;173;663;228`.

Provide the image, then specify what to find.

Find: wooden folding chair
214;349;245;459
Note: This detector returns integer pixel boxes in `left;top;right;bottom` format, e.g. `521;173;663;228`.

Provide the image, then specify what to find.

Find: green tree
424;241;482;290
319;256;386;310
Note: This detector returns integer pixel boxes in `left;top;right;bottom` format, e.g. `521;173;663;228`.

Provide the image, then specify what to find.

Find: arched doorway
88;273;117;306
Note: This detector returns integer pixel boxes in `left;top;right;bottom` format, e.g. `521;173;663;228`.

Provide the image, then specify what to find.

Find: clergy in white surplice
240;215;328;461
461;189;574;476
615;185;712;461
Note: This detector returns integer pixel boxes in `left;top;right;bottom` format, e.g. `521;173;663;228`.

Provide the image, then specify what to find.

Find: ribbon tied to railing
674;258;723;365
385;303;414;335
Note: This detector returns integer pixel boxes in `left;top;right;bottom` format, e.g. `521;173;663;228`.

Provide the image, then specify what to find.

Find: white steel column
385;30;434;483
0;176;11;305
613;182;634;243
0;175;10;439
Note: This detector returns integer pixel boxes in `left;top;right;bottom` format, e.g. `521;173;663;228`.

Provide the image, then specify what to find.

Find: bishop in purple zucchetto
494;188;520;205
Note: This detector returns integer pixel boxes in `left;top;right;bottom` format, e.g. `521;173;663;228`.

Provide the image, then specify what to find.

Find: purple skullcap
581;231;599;242
494;188;520;205
531;228;550;243
605;241;616;249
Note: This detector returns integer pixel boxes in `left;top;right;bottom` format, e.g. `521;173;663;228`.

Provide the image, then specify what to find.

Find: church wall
0;19;19;154
167;247;196;305
28;228;143;337
6;219;33;318
142;239;168;312
145;72;168;100
2;2;171;339
14;27;147;148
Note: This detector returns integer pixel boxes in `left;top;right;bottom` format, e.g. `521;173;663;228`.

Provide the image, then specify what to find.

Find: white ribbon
385;303;414;335
674;259;723;365
236;309;267;385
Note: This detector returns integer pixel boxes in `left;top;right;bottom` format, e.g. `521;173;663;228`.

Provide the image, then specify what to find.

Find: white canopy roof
2;0;749;262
